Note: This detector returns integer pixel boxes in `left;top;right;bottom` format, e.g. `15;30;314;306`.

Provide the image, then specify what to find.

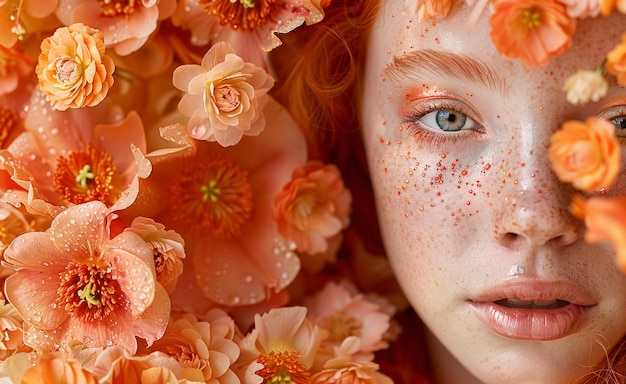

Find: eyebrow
385;49;510;96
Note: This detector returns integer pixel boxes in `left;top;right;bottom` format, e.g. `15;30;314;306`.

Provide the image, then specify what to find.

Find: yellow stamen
97;0;139;16
523;9;541;29
256;351;309;384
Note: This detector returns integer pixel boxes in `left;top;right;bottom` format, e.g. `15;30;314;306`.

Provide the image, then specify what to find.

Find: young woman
273;0;626;382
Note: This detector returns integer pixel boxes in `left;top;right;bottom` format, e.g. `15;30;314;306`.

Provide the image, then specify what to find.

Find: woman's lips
468;280;598;341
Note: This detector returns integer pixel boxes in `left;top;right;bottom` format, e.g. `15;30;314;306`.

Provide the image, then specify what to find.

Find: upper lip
469;279;598;307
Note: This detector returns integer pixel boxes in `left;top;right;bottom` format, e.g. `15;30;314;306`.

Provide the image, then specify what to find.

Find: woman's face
361;2;626;383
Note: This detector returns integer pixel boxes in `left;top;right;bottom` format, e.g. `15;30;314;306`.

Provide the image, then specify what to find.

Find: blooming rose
549;118;621;192
489;0;576;68
173;41;274;147
36;23;115;111
563;68;608;105
606;32;626;86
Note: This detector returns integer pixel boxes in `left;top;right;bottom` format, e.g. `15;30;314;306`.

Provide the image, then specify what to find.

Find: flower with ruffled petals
20;351;98;384
274;161;351;256
563;68;608;105
570;195;626;271
0;292;28;360
146;310;240;383
606;32;626;86
404;0;452;21
36;23;115;111
549;118;621;192
236;306;327;384
173;41;274;147
489;0;576;68
55;0;177;56
125;217;186;294
91;346;188;383
0;202;51;259
2;201;170;353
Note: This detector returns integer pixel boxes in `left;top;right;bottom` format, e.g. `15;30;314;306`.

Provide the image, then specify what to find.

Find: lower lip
469;302;592;340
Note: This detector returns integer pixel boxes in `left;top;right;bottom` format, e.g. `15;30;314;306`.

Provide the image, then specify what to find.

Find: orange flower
91;346;188;383
563;68;608;105
36;23;115;111
570;195;626;271
19;351;98;384
600;0;626;15
405;0;453;21
0;0;60;47
548;118;621;192
273;161;352;256
489;0;576;68
606;33;626;86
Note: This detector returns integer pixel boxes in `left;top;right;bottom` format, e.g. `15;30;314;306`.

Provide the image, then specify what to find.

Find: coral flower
0;45;33;98
2;201;171;353
600;0;626;15
55;0;177;56
274;160;352;256
36;23;115;111
236;306;327;384
570;195;626;271
563;68;608;105
606;32;626;86
404;0;453;21
91;346;188;383
549;118;621;192
20;351;98;384
0;293;28;360
173;41;275;147
560;0;601;18
489;0;576;68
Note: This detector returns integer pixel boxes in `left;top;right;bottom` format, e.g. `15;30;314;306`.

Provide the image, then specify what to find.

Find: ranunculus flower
2;201;171;353
273;161;352;256
173;41;274;147
19;351;98;384
489;0;576;68
549;118;621;192
570;195;626;271
404;0;453;21
606;32;626;86
91;346;188;383
36;23;115;111
563;68;608;105
124;217;186;294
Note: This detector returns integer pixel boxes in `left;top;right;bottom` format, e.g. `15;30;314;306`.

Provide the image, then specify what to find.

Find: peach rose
36;23;115;111
20;351;98;384
549;118;621;192
606;32;626;86
563;68;608;105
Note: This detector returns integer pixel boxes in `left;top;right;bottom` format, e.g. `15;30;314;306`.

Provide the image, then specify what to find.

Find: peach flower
19;351;98;384
0;293;28;360
489;0;576;68
36;23;115;111
600;0;626;15
235;306;327;384
563;68;608;105
0;46;33;98
560;0;601;18
0;202;51;259
91;346;188;383
146;310;240;383
2;201;170;353
405;0;453;21
570;195;626;271
173;41;274;147
274;161;352;256
0;0;60;47
124;217;186;294
606;32;626;86
55;0;177;56
549;118;621;192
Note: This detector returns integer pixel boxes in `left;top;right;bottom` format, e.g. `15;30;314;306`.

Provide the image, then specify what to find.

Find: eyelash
598;105;626;143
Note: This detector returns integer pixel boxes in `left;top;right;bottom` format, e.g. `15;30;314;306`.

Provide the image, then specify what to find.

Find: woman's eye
419;109;477;132
609;116;626;140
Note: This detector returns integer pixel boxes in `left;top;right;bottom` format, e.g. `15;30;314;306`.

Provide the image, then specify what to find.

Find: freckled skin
362;2;626;383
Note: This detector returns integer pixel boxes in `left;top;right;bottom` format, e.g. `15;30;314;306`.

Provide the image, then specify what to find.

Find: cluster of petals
0;293;27;360
489;0;576;68
19;351;98;384
560;0;601;18
36;23;115;111
563;68;608;105
2;201;171;353
570;195;626;271
55;0;177;56
606;32;626;86
0;46;33;98
548;118;621;192
404;0;453;21
273;161;352;256
173;41;274;147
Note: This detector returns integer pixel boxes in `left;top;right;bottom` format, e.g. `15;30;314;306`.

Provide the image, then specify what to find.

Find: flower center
57;261;127;322
169;157;253;239
53;142;116;205
97;0;139;16
328;310;362;342
53;57;81;86
213;85;242;113
0;106;19;148
199;0;277;31
522;9;541;29
256;351;309;384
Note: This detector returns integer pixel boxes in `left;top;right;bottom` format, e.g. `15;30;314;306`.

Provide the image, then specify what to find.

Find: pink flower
563;68;608;105
55;0;177;56
91;346;187;383
2;201;171;353
173;41;274;147
124;217;186;294
274;160;352;256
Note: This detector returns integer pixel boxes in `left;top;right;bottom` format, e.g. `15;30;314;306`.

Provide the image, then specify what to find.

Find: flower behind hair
36;23;115;111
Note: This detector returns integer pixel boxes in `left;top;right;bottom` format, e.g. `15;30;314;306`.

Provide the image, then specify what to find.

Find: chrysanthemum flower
2;201;171;353
19;351;98;384
563;68;608;105
36;23;115;111
173;41;274;147
570;195;626;271
489;0;576;68
606;32;626;86
91;346;187;383
549;118;621;192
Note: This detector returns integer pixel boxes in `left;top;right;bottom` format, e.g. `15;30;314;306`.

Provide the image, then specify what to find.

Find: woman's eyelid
402;96;484;131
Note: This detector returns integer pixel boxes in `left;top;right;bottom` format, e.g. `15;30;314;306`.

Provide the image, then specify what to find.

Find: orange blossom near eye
489;0;576;68
548;118;621;193
173;41;275;147
570;195;626;271
36;23;115;111
2;201;171;353
606;32;626;86
19;351;98;384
